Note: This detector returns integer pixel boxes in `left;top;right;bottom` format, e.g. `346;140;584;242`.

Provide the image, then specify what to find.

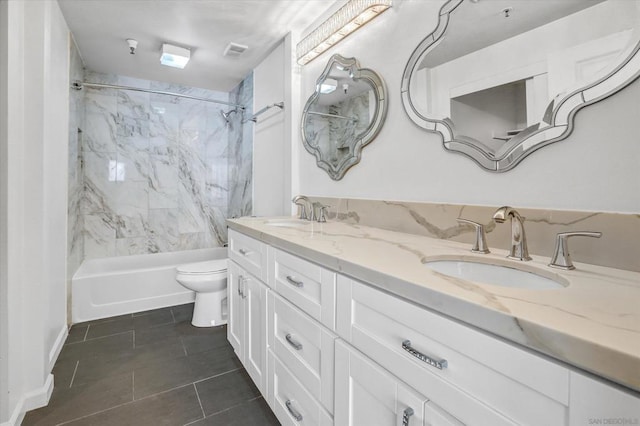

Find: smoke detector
223;42;248;57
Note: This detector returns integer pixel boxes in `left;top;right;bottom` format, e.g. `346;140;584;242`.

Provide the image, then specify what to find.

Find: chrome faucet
292;195;311;220
492;206;532;261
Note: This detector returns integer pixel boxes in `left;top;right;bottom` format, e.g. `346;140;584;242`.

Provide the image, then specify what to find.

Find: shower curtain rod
71;81;246;109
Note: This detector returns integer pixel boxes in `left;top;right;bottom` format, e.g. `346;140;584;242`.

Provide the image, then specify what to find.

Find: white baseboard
1;374;53;426
49;324;68;371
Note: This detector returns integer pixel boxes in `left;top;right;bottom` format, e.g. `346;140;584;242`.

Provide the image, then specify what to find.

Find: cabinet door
335;340;427;426
227;260;244;359
244;275;268;395
569;372;640;426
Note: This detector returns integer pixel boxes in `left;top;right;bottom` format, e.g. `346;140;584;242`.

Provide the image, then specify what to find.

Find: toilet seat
176;259;227;275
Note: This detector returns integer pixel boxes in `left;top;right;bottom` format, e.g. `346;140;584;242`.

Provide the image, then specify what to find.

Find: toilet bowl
175;259;228;327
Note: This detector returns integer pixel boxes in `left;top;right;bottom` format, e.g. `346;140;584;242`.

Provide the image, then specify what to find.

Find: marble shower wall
68;39;84;294
81;72;250;259
308;197;640;272
228;72;253;219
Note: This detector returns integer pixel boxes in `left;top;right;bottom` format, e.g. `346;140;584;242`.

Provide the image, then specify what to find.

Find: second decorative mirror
401;0;640;172
302;54;387;180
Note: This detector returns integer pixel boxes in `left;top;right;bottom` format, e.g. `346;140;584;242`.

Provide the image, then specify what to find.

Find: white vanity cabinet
227;241;269;394
227;226;640;426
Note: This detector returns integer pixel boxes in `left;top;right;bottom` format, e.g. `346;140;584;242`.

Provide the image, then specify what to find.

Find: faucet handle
311;202;330;223
549;231;602;270
457;218;490;254
317;204;330;223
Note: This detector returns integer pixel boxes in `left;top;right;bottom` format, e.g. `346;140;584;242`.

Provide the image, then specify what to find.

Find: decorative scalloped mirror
401;0;640;172
302;54;387;180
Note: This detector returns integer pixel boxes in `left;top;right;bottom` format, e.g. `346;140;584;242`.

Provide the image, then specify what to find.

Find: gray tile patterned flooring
23;303;280;426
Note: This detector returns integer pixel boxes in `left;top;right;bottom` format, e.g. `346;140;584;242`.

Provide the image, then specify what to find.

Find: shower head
221;108;238;123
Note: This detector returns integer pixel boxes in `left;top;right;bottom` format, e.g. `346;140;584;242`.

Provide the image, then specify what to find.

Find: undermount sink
424;259;566;290
264;219;311;228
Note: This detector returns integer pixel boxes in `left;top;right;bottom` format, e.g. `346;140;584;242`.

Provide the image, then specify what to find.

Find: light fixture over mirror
401;0;640;172
297;0;392;65
302;54;387;180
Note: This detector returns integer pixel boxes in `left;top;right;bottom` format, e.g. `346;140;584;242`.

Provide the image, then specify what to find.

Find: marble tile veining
227;72;253;220
74;71;254;259
307;197;640;273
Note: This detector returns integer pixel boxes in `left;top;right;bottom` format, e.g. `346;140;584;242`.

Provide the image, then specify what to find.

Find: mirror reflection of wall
450;80;527;153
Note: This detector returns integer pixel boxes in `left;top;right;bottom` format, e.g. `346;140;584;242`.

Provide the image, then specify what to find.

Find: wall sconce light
160;43;191;69
296;0;392;65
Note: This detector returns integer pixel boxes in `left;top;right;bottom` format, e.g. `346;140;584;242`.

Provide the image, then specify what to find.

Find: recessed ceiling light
160;43;190;69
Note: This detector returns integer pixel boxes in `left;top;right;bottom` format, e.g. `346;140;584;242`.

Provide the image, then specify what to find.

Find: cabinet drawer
337;275;568;426
269;248;336;329
267;350;333;426
228;229;267;281
268;292;336;414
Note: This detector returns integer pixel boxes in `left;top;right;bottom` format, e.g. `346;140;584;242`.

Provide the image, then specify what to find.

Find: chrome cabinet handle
238;248;250;256
285;400;303;422
402;340;448;370
285;275;304;288
285;333;303;351
242;277;247;299
402;407;415;426
237;275;244;297
237;275;247;299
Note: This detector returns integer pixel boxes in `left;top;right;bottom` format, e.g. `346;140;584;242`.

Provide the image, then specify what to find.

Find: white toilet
175;259;228;327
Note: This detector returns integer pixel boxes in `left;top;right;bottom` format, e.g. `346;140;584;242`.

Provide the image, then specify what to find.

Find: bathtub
72;248;226;323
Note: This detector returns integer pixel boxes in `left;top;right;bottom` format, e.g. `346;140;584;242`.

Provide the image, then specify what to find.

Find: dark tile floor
23;303;280;426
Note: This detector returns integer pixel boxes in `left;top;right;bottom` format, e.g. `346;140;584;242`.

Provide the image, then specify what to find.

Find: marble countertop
227;217;640;393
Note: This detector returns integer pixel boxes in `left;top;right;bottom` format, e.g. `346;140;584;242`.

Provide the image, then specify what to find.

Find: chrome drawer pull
285;400;303;422
402;340;448;370
403;407;415;426
285;334;303;351
238;248;250;256
285;275;304;287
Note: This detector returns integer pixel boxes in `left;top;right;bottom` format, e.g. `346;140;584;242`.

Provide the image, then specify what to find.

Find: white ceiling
58;0;337;92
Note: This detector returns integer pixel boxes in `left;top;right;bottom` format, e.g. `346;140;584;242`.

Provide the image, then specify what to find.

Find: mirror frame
302;54;387;180
401;0;640;172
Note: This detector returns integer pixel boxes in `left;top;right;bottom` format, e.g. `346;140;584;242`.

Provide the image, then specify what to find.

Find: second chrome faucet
492;206;532;261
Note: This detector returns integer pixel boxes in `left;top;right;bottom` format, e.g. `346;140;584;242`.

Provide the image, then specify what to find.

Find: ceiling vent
223;42;248;57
